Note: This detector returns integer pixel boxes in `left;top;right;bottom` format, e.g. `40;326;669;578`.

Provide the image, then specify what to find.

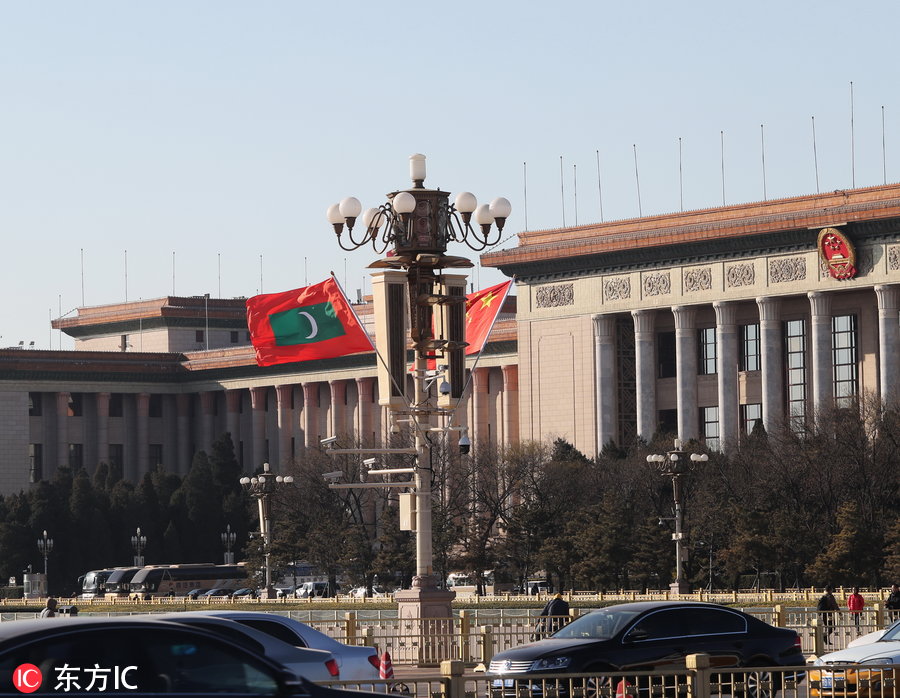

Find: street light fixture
325;155;510;622
221;523;237;565
646;439;708;595
131;526;147;567
239;462;294;599
36;530;53;592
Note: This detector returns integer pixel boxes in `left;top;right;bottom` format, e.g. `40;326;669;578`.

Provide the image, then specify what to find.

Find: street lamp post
131;526;147;567
36;530;53;592
240;462;294;599
221;524;236;565
646;439;708;595
325;154;510;625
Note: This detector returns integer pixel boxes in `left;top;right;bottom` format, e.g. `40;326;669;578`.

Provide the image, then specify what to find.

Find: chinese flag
465;280;512;355
246;278;373;367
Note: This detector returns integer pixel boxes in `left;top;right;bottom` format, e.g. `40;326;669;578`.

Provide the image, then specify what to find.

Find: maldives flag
465;280;512;355
246;278;374;367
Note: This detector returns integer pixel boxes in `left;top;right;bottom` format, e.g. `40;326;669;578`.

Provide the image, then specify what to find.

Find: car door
679;607;747;668
618;608;693;670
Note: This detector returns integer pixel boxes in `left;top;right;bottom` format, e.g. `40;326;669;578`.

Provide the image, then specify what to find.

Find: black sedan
488;602;804;694
0;616;374;696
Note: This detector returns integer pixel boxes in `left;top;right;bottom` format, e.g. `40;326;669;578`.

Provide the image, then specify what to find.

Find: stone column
875;285;900;408
472;367;491;446
713;301;739;451
631;309;657;441
225;388;241;447
199;391;215;454
56;392;70;473
302;382;320;449
96;392;110;466
250;386;267;469
756;297;784;433
135;393;150;480
276;385;294;466
501;365;519;446
672;306;699;443
175;393;191;475
356;377;375;446
592;314;617;450
329;380;347;439
808;291;834;416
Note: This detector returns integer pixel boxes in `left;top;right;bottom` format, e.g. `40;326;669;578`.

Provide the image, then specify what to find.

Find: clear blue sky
2;1;899;349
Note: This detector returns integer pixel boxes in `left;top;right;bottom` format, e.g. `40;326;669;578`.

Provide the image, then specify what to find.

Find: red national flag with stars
246;277;373;367
465;280;512;355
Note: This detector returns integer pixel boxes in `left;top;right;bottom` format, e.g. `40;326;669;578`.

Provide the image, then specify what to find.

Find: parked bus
78;568;123;599
129;563;248;599
103;567;142;599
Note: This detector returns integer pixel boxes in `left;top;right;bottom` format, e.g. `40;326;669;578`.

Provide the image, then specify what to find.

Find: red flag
465;280;512;355
246;278;373;367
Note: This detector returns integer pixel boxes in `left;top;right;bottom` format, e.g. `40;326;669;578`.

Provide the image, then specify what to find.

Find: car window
684;609;746;636
625;609;689;641
176;620;266;654
237;619;306;647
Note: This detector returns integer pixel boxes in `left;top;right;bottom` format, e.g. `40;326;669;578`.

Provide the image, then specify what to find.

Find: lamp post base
394;576;455;667
669;580;691;596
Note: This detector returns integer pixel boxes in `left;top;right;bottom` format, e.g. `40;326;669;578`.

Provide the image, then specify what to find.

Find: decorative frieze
889;246;900;271
603;277;631;302
726;263;755;288
684;267;712;292
769;257;806;283
642;272;671;297
535;283;574;308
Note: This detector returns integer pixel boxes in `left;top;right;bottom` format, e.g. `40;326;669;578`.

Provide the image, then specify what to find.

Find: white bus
128;563;248;599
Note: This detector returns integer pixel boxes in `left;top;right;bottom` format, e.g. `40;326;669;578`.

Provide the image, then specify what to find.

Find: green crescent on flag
269;301;347;346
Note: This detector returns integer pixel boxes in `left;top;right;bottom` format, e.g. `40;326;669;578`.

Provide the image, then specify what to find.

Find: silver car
157;613;340;682
173;610;380;681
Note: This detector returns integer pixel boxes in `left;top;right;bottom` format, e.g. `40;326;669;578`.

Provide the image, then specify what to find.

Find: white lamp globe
393;191;416;214
339;197;362;219
474;203;495;225
455;192;477;213
490;197;512;219
326;203;343;225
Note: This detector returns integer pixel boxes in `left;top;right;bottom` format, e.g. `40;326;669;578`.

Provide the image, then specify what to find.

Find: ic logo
13;664;42;693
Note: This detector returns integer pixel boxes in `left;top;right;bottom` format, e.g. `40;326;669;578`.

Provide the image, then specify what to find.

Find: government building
2;183;900;493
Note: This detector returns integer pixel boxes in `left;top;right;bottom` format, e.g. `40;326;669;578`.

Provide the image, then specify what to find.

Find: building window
701;406;719;450
195;330;205;344
109;444;124;469
740;323;760;372
741;403;763;435
698;328;717;375
109;393;124;418
230;331;239;343
785;319;807;431
658;409;677;435
832;314;858;407
67;393;84;417
149;444;163;467
69;444;84;470
657;332;676;378
28;393;42;417
28;444;43;483
149;394;163;418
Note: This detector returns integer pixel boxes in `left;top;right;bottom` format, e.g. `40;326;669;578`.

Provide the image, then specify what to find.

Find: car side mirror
625;628;648;643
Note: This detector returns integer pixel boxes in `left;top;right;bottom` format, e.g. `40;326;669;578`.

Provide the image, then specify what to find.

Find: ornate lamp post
240;462;294;599
36;530;53;592
326;154;510;626
646;439;708;595
221;524;237;565
131;526;147;566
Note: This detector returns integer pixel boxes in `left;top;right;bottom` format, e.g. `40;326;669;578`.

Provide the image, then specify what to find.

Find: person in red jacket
848;587;865;634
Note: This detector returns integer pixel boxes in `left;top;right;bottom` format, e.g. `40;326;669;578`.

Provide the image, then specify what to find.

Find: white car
847;619;899;648
174;610;380;681
157;613;340;682
348;586;388;598
811;620;900;697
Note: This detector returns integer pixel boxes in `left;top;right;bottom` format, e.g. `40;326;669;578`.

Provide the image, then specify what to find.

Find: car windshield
552;608;642;640
880;621;900;642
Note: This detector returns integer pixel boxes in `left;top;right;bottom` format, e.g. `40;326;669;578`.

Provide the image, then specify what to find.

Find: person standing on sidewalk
817;587;840;644
847;587;865;635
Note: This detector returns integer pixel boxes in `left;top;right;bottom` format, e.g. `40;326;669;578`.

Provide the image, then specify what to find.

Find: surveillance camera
362;458;378;467
458;434;471;455
322;471;343;481
320;436;338;446
439;380;451;396
658;518;665;526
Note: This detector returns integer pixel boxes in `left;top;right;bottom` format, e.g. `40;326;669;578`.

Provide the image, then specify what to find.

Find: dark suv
488;601;805;695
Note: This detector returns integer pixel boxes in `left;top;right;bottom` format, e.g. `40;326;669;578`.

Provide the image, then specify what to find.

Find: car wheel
581;666;618;698
743;665;777;698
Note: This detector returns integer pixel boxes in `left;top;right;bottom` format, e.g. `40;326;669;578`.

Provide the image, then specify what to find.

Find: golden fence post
459;610;471;664
441;660;465;698
686;653;711;698
774;604;785;628
874;602;885;630
363;627;375;649
345;611;357;645
479;625;494;666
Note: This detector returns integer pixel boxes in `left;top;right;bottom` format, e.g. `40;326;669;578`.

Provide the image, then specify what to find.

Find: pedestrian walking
847;587;865;634
535;593;570;638
817;586;840;644
886;584;900;620
39;598;57;618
